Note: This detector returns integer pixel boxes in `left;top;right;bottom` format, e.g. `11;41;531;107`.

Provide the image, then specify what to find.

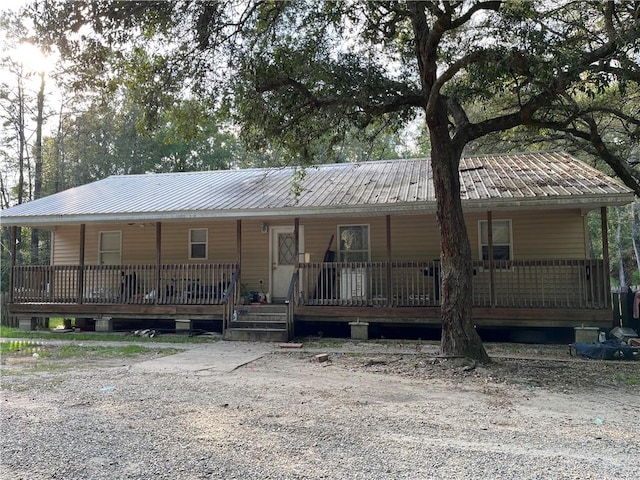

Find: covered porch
9;255;613;333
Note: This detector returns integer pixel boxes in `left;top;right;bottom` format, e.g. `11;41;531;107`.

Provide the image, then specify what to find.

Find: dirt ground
1;340;639;479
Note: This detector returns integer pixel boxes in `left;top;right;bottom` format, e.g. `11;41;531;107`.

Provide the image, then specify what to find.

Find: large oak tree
33;1;640;361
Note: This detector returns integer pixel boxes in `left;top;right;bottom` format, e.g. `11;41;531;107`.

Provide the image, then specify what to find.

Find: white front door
270;226;303;300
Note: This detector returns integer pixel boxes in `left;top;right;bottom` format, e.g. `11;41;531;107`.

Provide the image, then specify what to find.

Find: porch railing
10;259;609;310
299;259;609;309
12;263;238;305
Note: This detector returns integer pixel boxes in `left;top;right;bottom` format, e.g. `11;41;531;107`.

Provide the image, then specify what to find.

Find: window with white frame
479;220;512;261
189;228;208;260
99;231;121;265
338;225;370;262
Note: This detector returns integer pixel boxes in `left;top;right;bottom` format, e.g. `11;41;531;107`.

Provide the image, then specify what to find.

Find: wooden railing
10;259;609;310
471;259;609;309
299;259;609;309
12;263;238;305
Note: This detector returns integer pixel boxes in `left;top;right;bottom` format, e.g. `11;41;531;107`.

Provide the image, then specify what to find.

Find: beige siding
465;209;587;260
387;215;441;261
52;226;80;265
239;220;271;292
50;209;587;267
160;221;237;263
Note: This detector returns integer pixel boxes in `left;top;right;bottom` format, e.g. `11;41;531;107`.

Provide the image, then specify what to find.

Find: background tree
0;10;54;268
31;1;640;361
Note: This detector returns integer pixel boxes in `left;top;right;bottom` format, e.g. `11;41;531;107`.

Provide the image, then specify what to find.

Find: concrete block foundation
349;321;369;340
95;317;114;332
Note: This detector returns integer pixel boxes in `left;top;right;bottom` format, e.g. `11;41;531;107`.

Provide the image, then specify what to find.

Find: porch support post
237;219;242;303
487;211;495;307
601;207;611;307
9;226;16;303
77;224;86;304
155;222;162;305
386;215;392;307
294;218;300;269
236;219;242;266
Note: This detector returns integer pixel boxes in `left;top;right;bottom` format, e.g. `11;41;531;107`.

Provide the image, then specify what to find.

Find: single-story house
1;151;634;341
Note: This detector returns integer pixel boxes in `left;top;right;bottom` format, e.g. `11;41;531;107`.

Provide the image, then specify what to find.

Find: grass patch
48;317;67;329
614;373;640;386
50;344;180;360
0;326;219;343
0;340;180;359
0;340;45;356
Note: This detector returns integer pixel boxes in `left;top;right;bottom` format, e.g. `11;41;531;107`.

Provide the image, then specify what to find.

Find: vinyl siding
52;226;80;265
240;219;270;292
464;209;587;260
51;209;587;268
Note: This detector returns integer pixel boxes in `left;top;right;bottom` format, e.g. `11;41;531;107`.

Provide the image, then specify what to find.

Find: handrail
285;271;299;340
222;267;241;304
285;271;298;305
221;266;240;335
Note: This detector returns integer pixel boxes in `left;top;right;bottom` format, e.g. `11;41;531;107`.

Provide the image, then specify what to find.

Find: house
1;151;634;341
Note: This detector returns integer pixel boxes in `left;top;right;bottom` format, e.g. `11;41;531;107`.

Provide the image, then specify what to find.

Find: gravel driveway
1;340;639;479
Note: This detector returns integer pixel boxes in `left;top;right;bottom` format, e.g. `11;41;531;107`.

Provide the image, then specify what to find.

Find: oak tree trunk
429;104;490;363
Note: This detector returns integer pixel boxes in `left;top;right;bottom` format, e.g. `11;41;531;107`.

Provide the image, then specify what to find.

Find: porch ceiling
1;151;633;227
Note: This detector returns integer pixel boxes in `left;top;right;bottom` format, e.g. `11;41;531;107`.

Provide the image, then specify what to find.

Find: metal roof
0;151;633;226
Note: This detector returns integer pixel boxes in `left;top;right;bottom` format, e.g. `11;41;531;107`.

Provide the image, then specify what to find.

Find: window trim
189;228;208;260
478;219;512;262
337;224;371;262
98;230;122;265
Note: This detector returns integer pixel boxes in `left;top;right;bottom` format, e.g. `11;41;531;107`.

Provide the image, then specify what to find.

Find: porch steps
224;305;289;342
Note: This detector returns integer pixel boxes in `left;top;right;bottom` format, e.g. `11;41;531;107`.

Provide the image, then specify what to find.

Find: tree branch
426;49;490;120
528;118;640;196
450;1;501;29
255;76;425;116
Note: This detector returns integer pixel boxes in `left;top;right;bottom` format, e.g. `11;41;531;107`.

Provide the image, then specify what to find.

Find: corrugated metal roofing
0;151;633;226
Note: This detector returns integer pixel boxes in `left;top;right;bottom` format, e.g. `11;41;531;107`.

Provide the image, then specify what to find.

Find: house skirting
294;306;612;329
9;303;612;331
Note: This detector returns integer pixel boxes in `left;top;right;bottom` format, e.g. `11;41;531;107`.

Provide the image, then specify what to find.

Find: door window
278;233;296;265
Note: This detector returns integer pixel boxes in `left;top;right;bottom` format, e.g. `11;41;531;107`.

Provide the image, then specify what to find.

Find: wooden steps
224;305;289;342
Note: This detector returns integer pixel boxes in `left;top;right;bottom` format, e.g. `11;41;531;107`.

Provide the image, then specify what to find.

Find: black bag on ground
571;340;634;360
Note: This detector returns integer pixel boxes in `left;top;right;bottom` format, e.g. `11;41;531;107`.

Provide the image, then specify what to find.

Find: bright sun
12;41;58;75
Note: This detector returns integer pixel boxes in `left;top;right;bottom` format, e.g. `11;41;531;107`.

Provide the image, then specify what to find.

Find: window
189;228;208;260
99;231;121;265
278;232;296;266
479;220;512;261
338;225;370;262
